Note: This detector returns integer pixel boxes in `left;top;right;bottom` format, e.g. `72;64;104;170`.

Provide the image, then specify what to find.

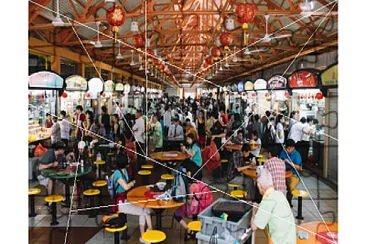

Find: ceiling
28;0;338;87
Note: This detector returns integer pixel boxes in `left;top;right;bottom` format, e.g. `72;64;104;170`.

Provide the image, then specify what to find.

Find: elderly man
263;146;286;196
251;168;296;244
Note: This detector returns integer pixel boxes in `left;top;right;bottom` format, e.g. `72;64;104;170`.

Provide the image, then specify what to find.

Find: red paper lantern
203;62;209;69
61;92;68;98
252;93;256;97
133;34;145;48
106;5;126;42
86;93;91;98
219;32;233;50
315;92;324;100
236;3;256;23
205;56;213;65
211;46;221;59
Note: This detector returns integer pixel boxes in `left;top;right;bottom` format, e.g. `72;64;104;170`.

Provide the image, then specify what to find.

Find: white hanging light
225;16;235;31
232;46;238;63
52;0;64;27
116;41;123;59
130;21;139;32
215;36;221;46
146;38;151;48
105;0;116;3
130;50;135;66
94;22;103;48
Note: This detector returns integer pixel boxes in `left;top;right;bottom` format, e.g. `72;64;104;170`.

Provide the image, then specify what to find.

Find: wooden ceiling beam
29;0;51;24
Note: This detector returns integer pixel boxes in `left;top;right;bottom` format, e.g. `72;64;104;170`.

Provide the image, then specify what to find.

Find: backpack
102;212;127;228
190;182;214;215
201;140;221;171
171;166;190;203
107;169;129;200
262;124;275;147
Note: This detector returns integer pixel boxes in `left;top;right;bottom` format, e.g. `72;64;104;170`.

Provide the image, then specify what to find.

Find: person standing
83;111;94;143
111;114;121;142
168;118;184;139
196;110;206;148
152;114;163;152
133;110;146;168
210;112;225;150
50;116;61;145
101;106;111;139
75;105;86;139
298;118;315;166
274;114;285;153
252;114;263;140
263;146;286;196
45;113;53;128
163;106;173;136
59;111;70;146
288;117;306;149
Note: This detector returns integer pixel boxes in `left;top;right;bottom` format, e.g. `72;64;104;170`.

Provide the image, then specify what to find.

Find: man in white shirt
168;118;184;139
163;107;172;136
133;110;146;167
59;111;70;146
298;118;315;164
288;117;306;144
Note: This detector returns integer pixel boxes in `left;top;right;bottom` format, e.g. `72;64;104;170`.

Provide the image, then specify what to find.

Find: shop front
61;75;88;119
85;77;104;114
267;74;290;116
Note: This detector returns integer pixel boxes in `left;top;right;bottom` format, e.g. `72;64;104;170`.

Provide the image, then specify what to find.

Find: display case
28;119;51;144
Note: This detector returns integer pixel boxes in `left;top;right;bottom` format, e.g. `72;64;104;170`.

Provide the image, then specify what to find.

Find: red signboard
288;70;318;89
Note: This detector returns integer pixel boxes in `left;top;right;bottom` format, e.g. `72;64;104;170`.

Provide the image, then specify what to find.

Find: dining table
224;143;242;151
296;221;338;244
127;185;184;230
150;150;190;173
41;164;92;208
241;168;293;180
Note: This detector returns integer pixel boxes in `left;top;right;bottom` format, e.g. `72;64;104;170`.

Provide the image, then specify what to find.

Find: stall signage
268;75;287;90
254;79;267;90
231;83;238;92
88;78;103;92
115;83;124;91
244;81;254;91
29;71;63;89
321;64;338;86
237;81;244;92
65;75;87;91
288;70;318;88
104;80;115;92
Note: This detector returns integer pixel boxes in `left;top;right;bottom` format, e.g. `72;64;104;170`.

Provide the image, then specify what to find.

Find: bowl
156;182;167;191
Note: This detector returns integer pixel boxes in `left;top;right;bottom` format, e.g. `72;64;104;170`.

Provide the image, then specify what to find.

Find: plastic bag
34;143;47;157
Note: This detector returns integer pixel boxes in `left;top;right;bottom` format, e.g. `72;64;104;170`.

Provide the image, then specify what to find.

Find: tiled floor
29;169;337;243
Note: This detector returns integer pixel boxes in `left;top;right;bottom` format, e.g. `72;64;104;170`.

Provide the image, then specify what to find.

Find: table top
127;185;184;209
149;151;189;161
224;144;242;151
296;222;338;244
241;168;293;179
41;165;92;179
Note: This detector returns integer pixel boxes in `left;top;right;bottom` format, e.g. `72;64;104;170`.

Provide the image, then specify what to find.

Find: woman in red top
220;109;228;126
45;113;53;128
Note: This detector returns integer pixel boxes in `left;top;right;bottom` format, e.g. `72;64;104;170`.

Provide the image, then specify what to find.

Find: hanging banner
268;75;287;90
88;78;103;92
115;83;124;91
28;71;63;89
254;79;267;90
288;70;319;89
104;80;115;92
237;81;244;92
244;81;254;91
65;75;87;91
321;64;338;87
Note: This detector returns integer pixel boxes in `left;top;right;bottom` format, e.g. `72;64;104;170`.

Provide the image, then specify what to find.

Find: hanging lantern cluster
211;46;222;61
133;34;145;49
219;32;233;51
235;3;256;45
106;5;126;43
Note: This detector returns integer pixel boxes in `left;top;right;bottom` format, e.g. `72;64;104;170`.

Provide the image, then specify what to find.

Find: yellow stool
292;190;309;220
94;160;106;179
188;220;201;232
221;159;229;163
83;189;100;218
220;159;229;179
227;183;241;190
107;152;115;157
45;194;63;225
29;188;41;217
141;230;166;243
160;174;174;180
92;180;107;206
230;190;247;199
105;225;128;244
138;170;151;185
141;164;154;169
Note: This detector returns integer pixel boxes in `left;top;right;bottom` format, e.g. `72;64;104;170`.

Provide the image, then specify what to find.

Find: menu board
29;71;63;89
321;64;338;86
115;83;124;91
268;75;287;90
237;81;244;92
244;81;254;91
88;78;103;92
104;80;115;92
288;70;319;89
254;79;267;90
65;75;87;91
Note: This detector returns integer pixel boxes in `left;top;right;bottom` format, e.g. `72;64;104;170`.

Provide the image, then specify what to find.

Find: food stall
244;80;256;113
85;77;104;113
100;80;115;112
28;71;64;144
61;75;88;120
288;69;325;121
228;83;239;112
267;74;290;116
253;78;269;115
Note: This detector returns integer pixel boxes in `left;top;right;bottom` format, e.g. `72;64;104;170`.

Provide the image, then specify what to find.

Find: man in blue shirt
279;139;302;207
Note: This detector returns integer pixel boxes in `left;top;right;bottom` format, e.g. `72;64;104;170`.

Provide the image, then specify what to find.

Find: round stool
160;174;174;187
230;190;247;199
29;188;41;217
141;230;166;243
92;180;107;206
138;170;151;185
94;160;106;179
292;190;309;220
141;164;154;169
187;220;201;241
220;159;229;178
45;194;63;225
83;189;101;218
105;225;128;244
227;183;241;190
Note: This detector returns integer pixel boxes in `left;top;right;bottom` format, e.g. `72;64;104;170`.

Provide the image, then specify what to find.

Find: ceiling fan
89;22;103;48
258;15;292;43
243;34;267;55
116;41;123;59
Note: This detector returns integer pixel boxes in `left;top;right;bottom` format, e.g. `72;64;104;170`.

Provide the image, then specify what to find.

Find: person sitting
181;133;203;181
168;117;184;139
229;143;256;200
262;146;286;195
185;118;198;141
250;131;261;156
251;168;296;244
233;130;245;145
112;158;152;241
279;139;302;207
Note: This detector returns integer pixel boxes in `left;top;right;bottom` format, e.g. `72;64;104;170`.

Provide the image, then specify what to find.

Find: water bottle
80;160;84;173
